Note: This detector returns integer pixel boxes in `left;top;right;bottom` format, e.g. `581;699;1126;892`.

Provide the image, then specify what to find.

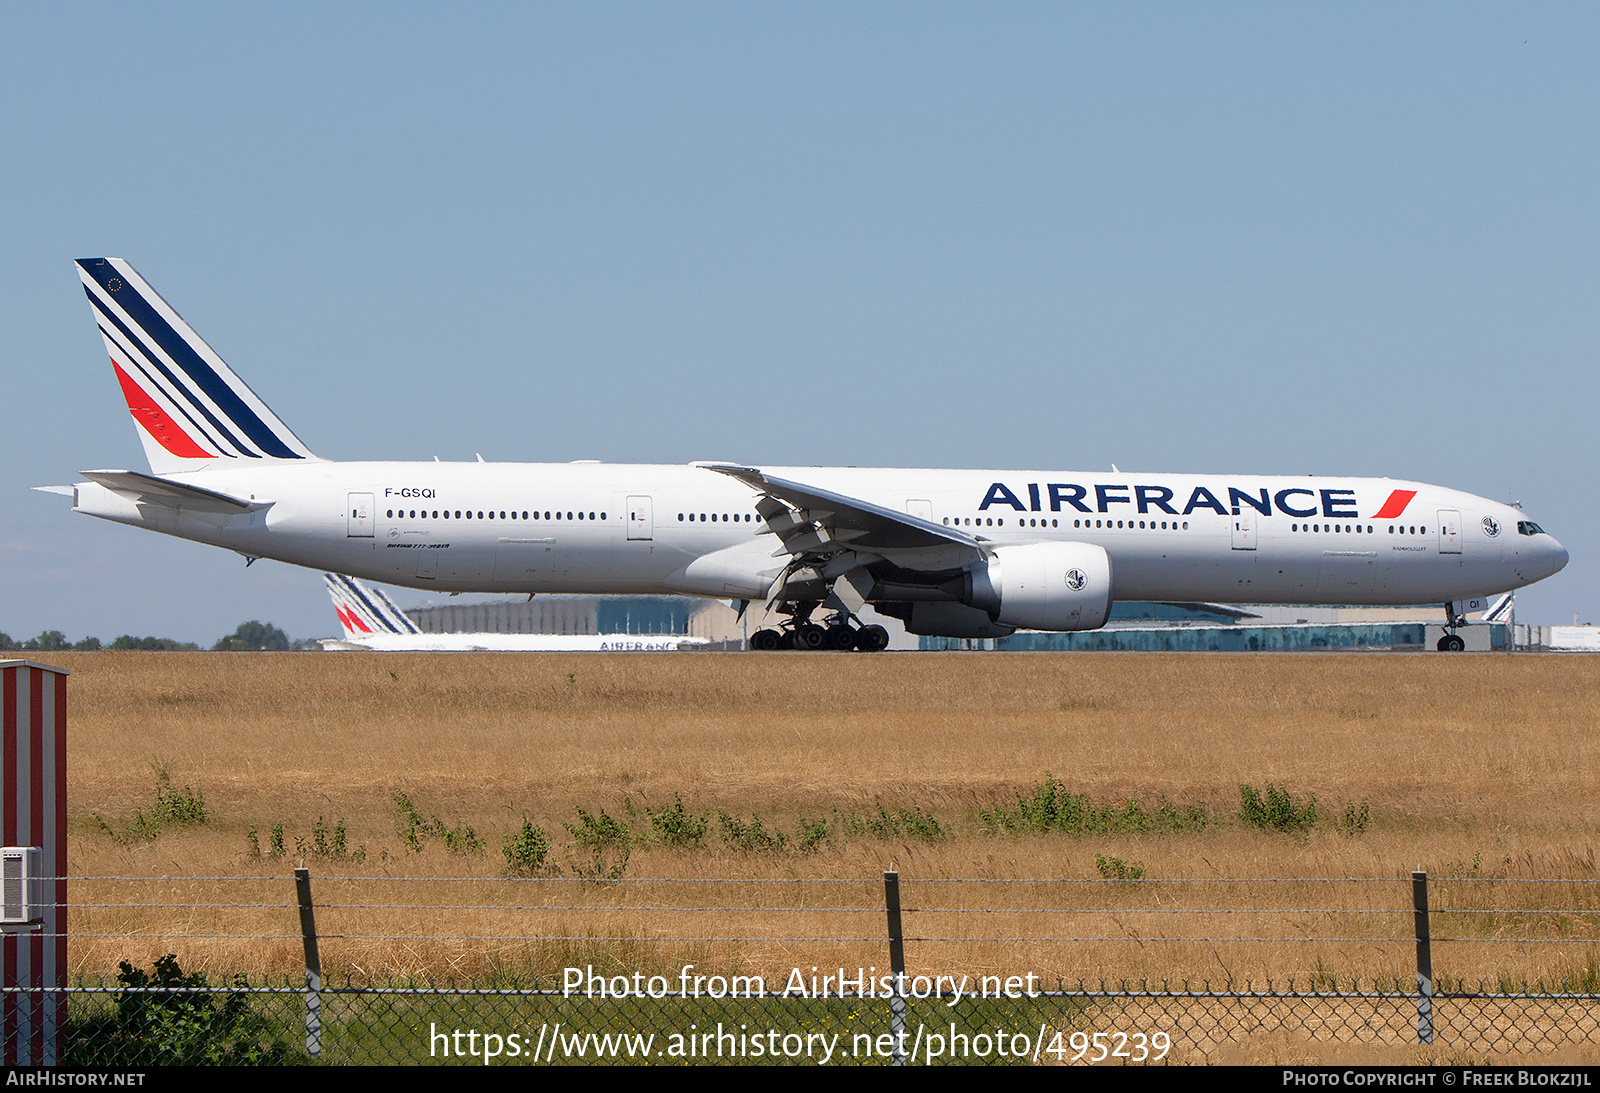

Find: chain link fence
46;977;1600;1065
14;869;1600;1064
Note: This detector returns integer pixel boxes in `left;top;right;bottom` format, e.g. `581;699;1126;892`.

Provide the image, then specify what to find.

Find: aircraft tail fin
324;573;421;640
75;258;319;475
1481;592;1515;625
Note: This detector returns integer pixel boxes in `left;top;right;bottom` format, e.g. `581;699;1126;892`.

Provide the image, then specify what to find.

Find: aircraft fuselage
70;460;1567;607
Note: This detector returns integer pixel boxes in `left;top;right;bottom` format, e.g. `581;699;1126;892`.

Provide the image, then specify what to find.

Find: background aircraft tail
324;573;422;640
75;258;319;475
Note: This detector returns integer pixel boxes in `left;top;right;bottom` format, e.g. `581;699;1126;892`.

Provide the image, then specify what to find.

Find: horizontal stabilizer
77;470;266;513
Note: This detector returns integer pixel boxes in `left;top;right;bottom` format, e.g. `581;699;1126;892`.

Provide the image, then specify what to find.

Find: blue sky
3;4;1596;643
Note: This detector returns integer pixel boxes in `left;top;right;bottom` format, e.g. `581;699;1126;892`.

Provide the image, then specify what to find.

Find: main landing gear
749;603;889;652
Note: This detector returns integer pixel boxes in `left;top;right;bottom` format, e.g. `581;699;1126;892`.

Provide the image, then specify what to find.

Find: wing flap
700;463;980;554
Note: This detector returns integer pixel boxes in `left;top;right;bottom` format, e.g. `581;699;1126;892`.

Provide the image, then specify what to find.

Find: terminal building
400;595;1528;652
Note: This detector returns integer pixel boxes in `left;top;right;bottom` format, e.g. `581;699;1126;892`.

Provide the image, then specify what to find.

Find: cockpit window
1517;521;1545;536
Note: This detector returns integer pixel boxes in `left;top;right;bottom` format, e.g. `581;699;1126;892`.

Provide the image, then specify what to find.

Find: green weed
793;816;832;854
63;955;298;1066
981;775;1209;836
716;811;788;854
626;793;709;848
564;807;630;880
1239;784;1317;834
836;800;948;843
1094;853;1146;882
1337;799;1371;837
93;767;208;845
392;791;483;854
502;817;555;876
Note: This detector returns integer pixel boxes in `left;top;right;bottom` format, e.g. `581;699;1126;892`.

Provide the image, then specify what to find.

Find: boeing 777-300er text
321;572;708;652
42;258;1569;652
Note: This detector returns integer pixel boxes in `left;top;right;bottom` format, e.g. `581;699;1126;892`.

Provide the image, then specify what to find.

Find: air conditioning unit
1;847;42;924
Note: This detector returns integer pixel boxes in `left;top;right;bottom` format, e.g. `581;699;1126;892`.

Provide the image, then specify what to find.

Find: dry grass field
51;648;1600;1052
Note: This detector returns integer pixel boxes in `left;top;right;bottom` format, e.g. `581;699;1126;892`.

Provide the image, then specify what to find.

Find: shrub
503;817;555;875
64;955;297;1065
154;779;206;827
631;792;708;848
793;816;832;854
1239;784;1317;834
717;811;788;854
94;767;207;844
564;807;630;879
981;775;1208;836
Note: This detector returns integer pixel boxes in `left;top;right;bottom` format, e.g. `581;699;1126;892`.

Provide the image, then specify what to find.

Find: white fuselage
72;461;1568;610
322;634;706;652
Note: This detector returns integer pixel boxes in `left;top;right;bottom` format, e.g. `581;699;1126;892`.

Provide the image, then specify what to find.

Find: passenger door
347;493;374;538
1437;510;1461;554
627;496;654;541
1231;512;1256;550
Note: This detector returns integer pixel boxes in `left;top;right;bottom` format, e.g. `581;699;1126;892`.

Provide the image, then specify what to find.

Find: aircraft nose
1547;537;1570;577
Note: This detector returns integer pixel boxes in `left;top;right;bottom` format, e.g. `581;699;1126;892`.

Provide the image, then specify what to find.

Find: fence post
295;868;323;1058
1412;869;1433;1044
883;870;907;1066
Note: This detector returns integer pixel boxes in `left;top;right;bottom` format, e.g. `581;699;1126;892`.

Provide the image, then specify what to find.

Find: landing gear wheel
793;623;829;651
750;629;784;651
827;625;858;650
1437;634;1466;652
854;624;890;652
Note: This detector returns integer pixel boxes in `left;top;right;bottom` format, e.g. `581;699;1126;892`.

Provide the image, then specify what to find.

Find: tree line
0;621;307;653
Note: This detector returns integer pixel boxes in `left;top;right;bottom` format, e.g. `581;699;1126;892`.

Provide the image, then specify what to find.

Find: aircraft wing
697;463;981;554
76;470;268;513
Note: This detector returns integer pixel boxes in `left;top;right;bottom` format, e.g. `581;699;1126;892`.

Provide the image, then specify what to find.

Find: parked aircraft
45;258;1569;652
320;573;708;652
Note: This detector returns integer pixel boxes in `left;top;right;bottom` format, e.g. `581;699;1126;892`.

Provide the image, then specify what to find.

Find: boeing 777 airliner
42;258;1569;652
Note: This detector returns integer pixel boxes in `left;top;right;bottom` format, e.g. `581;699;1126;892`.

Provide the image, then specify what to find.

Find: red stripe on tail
112;361;217;459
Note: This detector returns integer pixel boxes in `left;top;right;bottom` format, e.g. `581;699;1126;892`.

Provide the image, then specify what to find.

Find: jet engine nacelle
967;541;1113;631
